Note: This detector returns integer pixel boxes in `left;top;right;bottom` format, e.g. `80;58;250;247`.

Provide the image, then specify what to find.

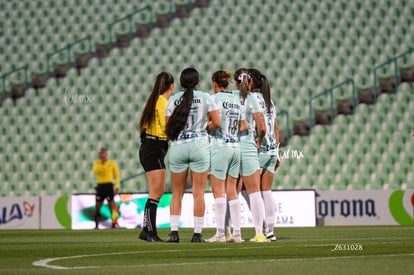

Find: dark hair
248;68;272;113
139;72;174;132
165;68;199;140
233;68;250;99
212;70;232;89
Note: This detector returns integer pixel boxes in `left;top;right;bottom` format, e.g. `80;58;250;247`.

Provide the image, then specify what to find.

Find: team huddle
138;67;280;243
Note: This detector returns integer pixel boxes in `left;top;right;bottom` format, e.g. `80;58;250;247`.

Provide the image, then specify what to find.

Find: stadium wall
0;190;412;230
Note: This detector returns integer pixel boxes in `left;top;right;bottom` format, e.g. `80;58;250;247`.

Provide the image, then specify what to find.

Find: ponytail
139;72;174;132
234;68;250;99
165;68;199;140
165;90;193;140
261;75;272;113
239;73;250;99
248;68;272;113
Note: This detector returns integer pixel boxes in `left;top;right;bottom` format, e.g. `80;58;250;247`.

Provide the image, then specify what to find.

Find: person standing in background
138;72;175;242
92;147;120;229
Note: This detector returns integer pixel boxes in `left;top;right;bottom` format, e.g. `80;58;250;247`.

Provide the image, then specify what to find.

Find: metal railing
1;65;29;95
2;0;198;94
308;78;356;130
46;35;92;78
373;47;414;102
108;5;154;49
277;109;291;144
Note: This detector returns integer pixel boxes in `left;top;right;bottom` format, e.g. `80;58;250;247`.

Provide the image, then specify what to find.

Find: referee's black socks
94;213;101;229
143;199;159;235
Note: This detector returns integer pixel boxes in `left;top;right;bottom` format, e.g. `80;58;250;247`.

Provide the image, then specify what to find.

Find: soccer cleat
264;227;277;241
166;231;180;243
146;233;164;242
205;234;226;243
266;233;277;242
227;235;244;243
249;234;271;243
225;233;233;241
191;233;205;243
138;230;148;241
224;227;232;239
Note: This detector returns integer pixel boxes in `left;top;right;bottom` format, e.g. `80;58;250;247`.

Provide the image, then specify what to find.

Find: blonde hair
234;68;250;99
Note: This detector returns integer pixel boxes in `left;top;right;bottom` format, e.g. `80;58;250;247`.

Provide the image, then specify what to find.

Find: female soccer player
138;72;174;242
234;68;269;242
206;70;245;243
249;68;281;241
165;68;221;242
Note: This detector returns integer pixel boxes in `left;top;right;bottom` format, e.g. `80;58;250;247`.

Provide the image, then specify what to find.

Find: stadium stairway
0;0;208;99
276;82;413;191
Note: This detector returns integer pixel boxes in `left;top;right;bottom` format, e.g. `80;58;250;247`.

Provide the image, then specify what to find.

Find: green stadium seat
1;0;413;196
406;172;414;189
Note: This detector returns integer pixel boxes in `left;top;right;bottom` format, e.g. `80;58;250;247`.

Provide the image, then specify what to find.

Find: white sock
194;216;204;234
249;191;265;236
229;198;241;236
214;197;227;236
262;190;275;234
170;215;180;231
224;200;231;231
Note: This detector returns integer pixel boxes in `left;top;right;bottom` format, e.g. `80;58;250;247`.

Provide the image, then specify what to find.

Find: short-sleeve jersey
251;92;278;155
143;95;168;138
233;90;263;143
166;90;217;145
210;91;242;146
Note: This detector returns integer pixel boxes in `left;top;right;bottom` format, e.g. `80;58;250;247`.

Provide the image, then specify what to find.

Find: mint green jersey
252;92;278;155
236;91;263;143
166;90;217;145
210;91;242;146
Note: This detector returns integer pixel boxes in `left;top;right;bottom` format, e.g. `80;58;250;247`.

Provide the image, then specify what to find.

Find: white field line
32;247;414;270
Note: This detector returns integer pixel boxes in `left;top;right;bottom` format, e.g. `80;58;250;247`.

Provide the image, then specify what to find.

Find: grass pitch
0;226;413;275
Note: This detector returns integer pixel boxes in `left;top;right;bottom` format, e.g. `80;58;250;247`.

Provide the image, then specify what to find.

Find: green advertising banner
317;190;414;226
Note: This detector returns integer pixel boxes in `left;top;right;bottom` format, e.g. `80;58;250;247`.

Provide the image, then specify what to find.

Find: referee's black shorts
139;135;169;172
95;183;114;202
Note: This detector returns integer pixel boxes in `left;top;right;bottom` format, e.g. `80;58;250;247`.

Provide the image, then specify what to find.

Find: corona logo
318;198;377;218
